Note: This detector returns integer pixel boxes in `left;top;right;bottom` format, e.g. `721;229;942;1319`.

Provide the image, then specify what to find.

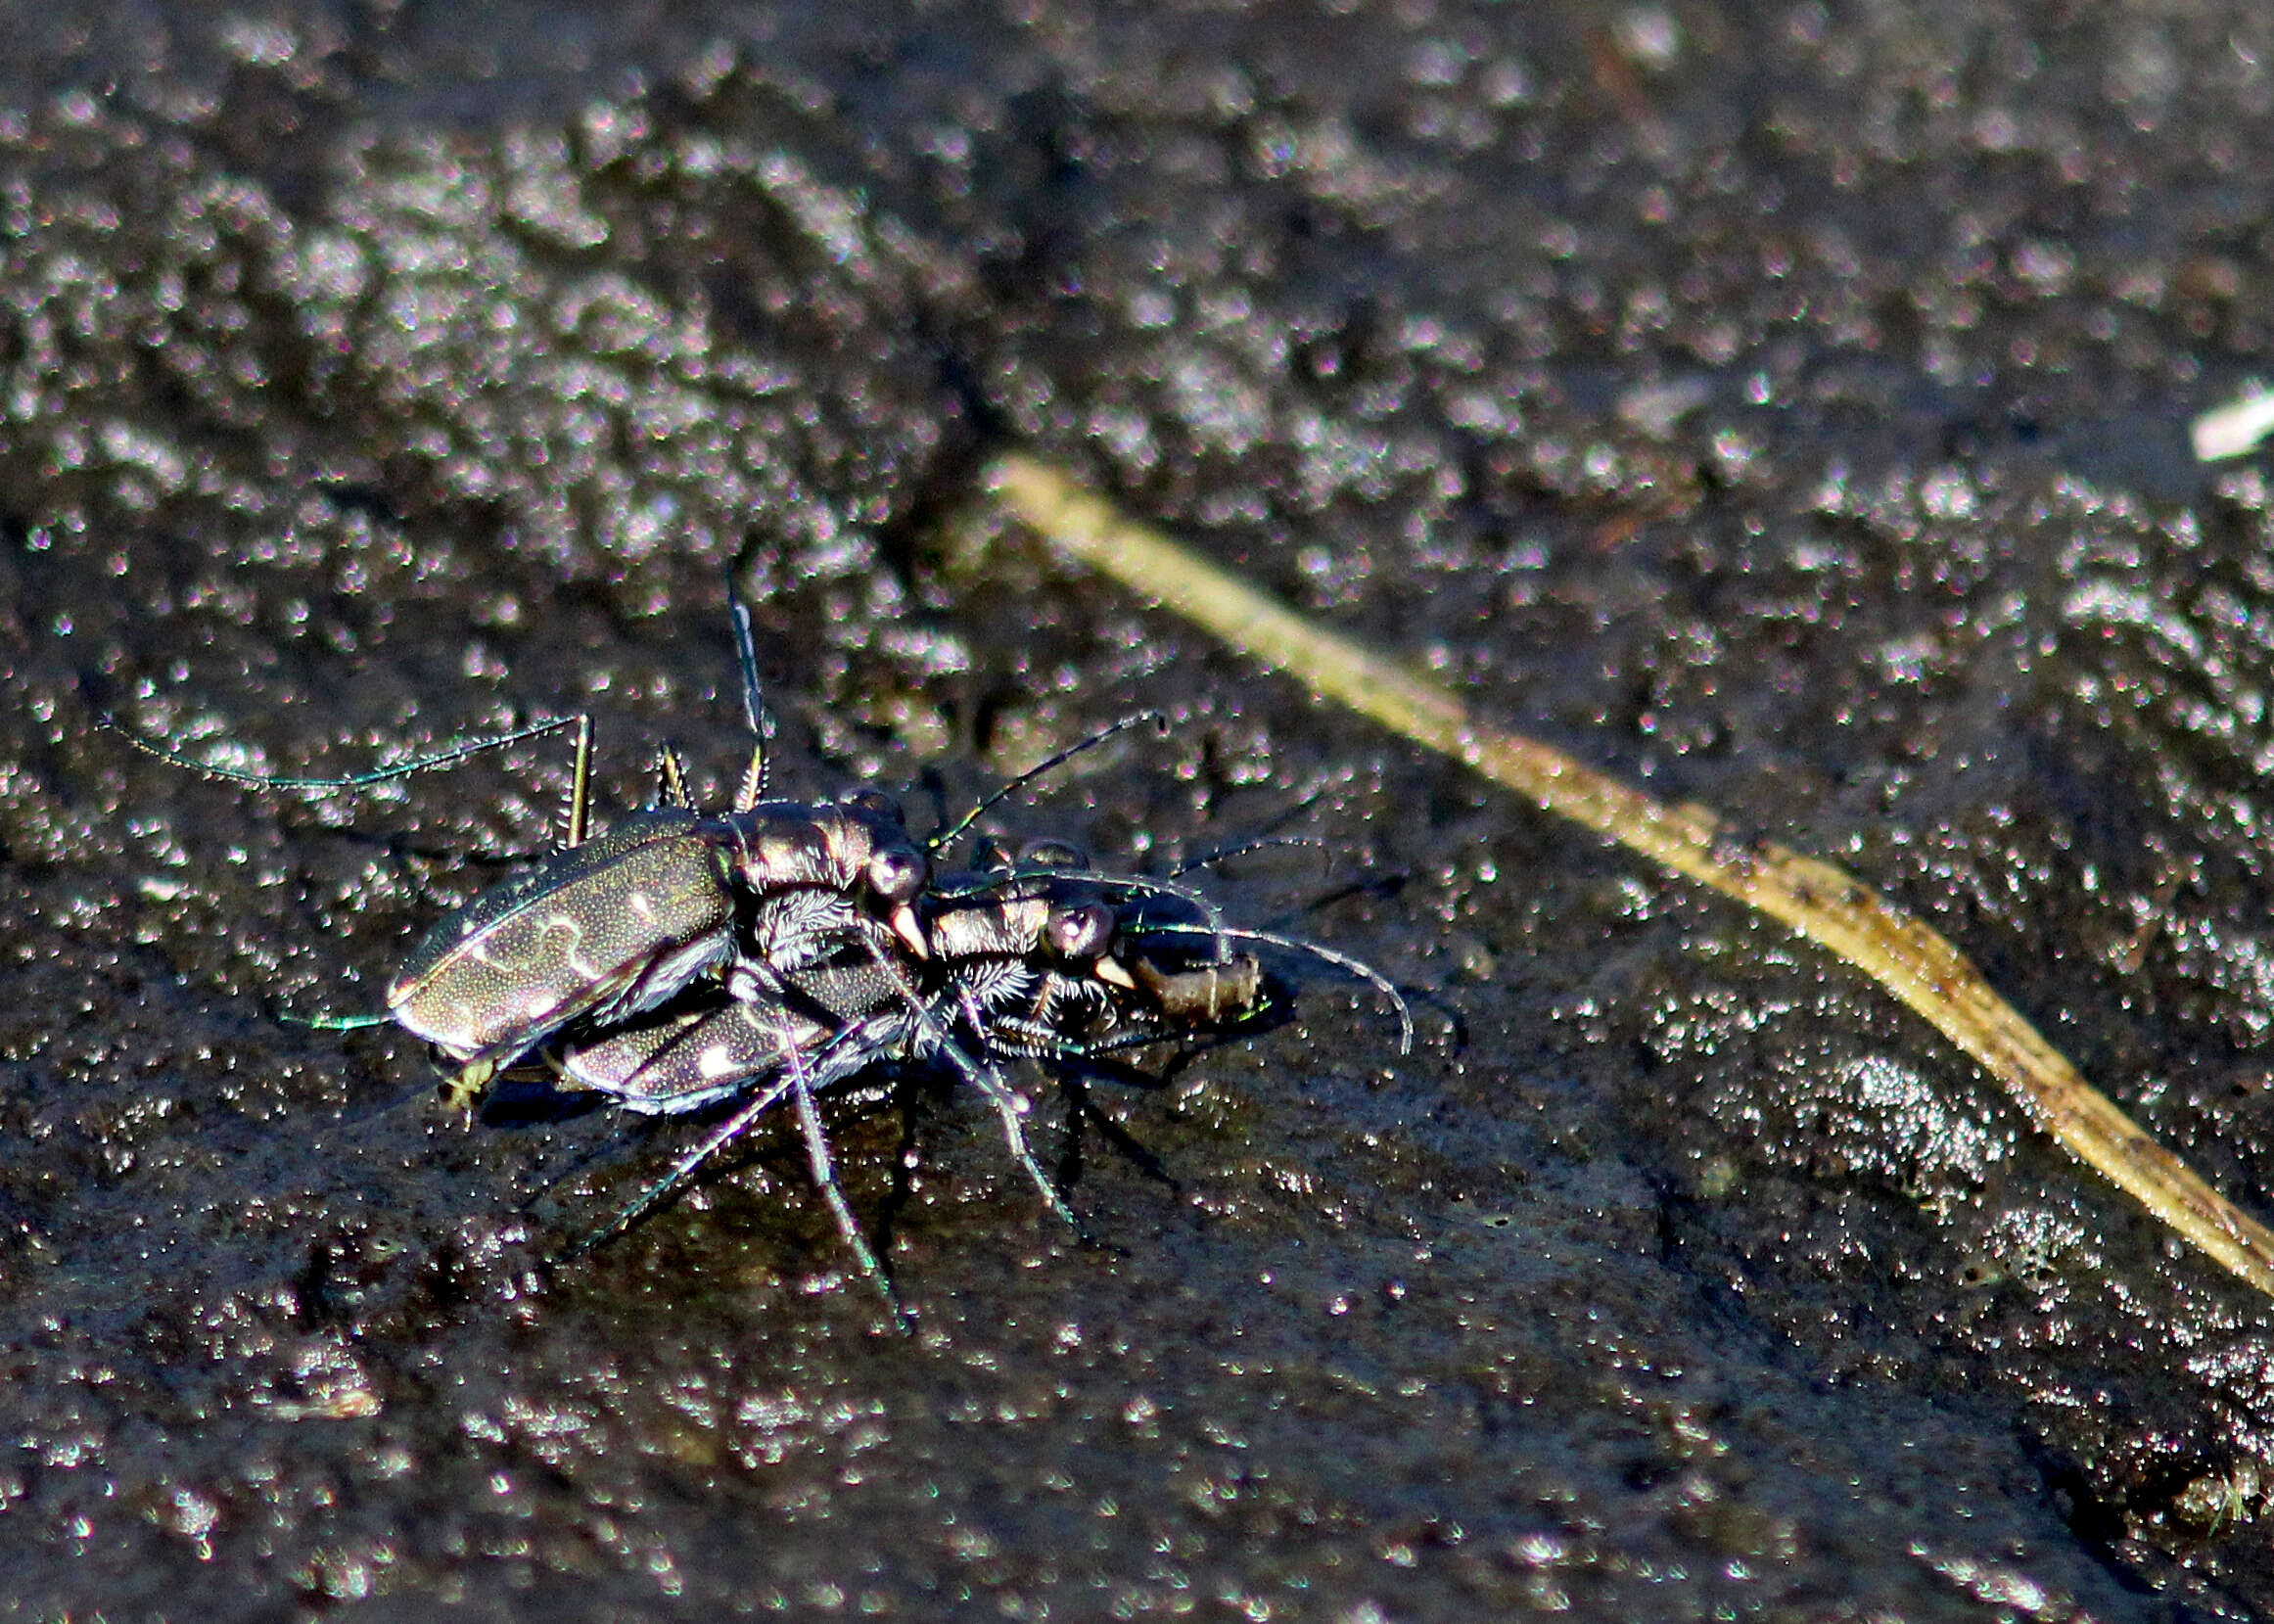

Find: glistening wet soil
5;0;2274;1617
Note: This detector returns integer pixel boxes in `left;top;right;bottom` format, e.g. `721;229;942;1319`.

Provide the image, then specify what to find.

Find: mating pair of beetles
123;596;1408;1320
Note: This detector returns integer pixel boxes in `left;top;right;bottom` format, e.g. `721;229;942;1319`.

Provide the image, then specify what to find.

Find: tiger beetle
113;589;1413;1326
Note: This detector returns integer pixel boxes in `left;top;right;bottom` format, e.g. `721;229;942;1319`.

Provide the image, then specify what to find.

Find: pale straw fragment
988;451;2274;1301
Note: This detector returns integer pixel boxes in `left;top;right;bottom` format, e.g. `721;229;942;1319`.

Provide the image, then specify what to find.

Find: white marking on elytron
528;911;601;980
627;890;657;923
698;1042;739;1080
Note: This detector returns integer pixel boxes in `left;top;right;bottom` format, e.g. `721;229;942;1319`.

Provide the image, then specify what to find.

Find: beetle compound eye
841;788;905;824
1047;902;1117;960
867;844;929;905
1019;838;1088;870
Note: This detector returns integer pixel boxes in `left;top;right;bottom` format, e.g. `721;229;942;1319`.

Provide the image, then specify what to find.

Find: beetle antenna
929;712;1166;857
1169;834;1326;878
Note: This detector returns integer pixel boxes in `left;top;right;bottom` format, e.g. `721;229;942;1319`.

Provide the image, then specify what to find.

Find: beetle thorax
721;808;865;891
928;894;1053;961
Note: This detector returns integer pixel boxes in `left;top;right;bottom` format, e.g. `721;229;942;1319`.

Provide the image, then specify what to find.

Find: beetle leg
559;712;594;848
782;1013;908;1329
276;1007;392;1032
557;1071;799;1264
728;591;776;811
980;1015;1175;1062
840;934;1086;1240
438;1056;497;1119
652;742;693;810
944;981;1085;1239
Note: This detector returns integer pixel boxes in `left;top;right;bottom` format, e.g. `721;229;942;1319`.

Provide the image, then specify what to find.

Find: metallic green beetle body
387;795;933;1107
556;994;839;1113
388;808;736;1069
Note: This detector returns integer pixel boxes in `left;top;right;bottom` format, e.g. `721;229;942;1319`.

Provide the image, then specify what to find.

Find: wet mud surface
8;0;2274;1617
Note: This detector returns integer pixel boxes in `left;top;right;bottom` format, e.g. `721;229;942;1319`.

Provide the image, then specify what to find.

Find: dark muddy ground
5;0;2274;1617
